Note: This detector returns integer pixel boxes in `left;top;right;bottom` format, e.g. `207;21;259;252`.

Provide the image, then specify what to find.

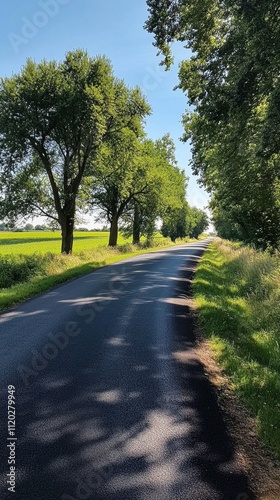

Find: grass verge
0;237;195;312
193;238;280;460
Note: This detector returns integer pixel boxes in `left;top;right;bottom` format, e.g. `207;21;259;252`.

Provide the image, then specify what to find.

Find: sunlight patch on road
0;309;47;324
95;390;122;404
58;296;118;305
159;297;195;308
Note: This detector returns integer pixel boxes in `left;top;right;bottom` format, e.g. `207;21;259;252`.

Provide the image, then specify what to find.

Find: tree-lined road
0;241;254;499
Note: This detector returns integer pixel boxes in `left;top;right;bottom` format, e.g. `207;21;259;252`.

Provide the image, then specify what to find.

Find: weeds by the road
193;239;280;460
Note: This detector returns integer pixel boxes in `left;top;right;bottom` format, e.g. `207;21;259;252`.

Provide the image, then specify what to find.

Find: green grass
193;239;280;460
0;231;195;311
0;231;129;255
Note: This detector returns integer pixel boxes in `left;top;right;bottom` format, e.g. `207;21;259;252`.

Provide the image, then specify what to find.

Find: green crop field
0;231;130;256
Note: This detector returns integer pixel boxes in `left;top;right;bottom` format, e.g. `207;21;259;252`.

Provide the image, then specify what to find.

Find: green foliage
161;202;189;242
194;239;280;460
120;134;187;244
145;1;280;250
91;133;186;246
84;81;152;247
187;206;209;238
211;206;243;242
0;255;44;289
0;50;152;253
161;202;208;241
0;50;119;253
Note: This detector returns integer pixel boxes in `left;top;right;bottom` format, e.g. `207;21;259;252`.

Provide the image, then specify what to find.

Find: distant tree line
0;223;112;232
161;203;208;242
0;50;207;253
0;223;50;232
145;1;280;250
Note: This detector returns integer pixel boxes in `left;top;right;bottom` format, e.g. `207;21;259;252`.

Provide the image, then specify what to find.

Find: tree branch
29;202;60;222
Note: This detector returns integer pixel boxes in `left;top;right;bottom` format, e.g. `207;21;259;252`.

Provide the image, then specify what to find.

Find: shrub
0;255;44;289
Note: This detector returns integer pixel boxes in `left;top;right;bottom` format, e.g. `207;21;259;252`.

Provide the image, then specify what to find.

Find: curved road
0;240;254;500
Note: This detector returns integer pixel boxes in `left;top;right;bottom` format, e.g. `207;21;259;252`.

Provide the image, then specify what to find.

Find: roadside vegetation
194;239;280;460
0;231;199;312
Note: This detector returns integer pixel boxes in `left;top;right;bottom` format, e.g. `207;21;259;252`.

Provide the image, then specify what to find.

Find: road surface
0;240;254;500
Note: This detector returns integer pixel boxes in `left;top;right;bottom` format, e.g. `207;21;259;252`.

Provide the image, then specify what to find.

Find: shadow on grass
0;235;102;246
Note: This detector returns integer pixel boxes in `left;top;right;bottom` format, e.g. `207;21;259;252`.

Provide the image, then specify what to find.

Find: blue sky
0;0;209;225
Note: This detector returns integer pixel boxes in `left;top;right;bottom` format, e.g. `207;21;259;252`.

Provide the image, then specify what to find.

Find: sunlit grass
194;239;280;460
0;231;129;255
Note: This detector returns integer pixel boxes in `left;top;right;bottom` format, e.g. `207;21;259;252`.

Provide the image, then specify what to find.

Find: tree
121;201;156;246
120;135;187;245
188;207;209;239
82;79;152;247
90;134;151;247
24;223;34;231
161;202;208;241
0;50;119;254
211;204;243;242
89;134;139;247
48;220;60;232
145;1;280;249
161;201;189;242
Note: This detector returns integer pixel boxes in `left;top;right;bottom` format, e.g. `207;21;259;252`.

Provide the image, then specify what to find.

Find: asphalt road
0;240;254;500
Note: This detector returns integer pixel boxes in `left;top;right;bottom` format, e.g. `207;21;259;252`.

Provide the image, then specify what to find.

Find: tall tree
85;81;151;247
188;207;209;238
0;50;149;254
161;202;208;241
89;132;151;247
118;135;187;245
0;50;117;253
161;201;190;242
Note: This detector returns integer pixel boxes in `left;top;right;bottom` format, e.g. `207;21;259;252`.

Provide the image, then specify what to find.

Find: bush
0;255;44;289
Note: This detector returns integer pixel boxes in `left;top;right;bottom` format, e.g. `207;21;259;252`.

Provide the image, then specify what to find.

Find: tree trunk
109;215;118;247
132;205;141;245
61;213;75;254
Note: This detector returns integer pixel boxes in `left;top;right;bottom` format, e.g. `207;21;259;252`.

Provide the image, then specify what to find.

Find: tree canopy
120;134;188;245
145;0;280;249
90;133;187;246
161;202;208;242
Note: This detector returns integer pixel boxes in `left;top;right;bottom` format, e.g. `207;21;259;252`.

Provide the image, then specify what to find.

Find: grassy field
0;230;180;311
0;231;129;255
193;239;280;460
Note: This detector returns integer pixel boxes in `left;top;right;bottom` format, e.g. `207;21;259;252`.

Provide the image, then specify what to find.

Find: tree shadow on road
0;244;255;499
